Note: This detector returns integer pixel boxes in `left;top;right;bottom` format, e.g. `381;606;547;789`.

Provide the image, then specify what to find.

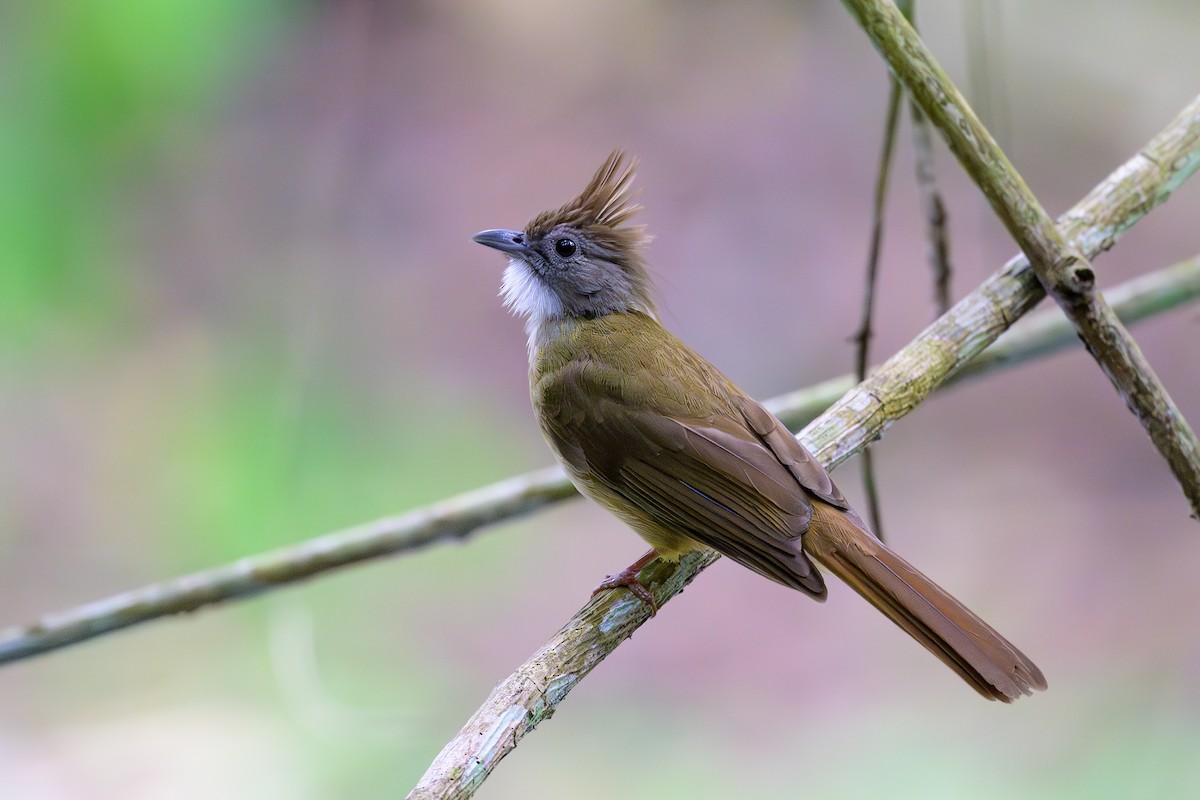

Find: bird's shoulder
531;312;736;418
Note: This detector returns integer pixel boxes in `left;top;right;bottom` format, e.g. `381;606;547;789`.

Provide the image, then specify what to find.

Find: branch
909;99;952;313
409;250;1200;800
854;68;904;538
409;253;1200;799
842;0;1200;517
406;546;719;800
894;0;953;314
0;466;575;664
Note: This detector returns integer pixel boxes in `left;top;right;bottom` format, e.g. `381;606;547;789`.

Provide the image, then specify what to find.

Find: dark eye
554;238;577;257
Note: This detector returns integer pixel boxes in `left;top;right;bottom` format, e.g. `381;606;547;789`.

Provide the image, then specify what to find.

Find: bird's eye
554;238;577;257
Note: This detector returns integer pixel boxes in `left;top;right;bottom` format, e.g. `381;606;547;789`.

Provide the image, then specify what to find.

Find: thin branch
842;0;1200;518
856;5;909;380
0;467;576;664
910;101;953;313
2;94;1198;667
854;72;904;539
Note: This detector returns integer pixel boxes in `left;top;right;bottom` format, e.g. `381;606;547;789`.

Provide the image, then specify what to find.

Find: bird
472;150;1046;702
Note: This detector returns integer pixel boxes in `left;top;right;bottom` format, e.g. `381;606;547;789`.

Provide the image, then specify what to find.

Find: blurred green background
2;1;1199;797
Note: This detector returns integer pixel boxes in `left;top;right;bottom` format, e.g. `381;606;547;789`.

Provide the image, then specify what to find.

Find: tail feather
806;505;1046;702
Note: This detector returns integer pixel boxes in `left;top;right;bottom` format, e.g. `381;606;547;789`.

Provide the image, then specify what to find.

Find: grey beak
472;229;532;257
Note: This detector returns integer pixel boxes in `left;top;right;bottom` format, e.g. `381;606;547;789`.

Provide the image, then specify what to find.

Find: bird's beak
472;229;532;258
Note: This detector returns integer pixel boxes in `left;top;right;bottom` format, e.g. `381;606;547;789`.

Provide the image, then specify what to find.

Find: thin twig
910;101;953;313
0;467;576;664
854;73;903;539
842;0;1200;518
2;95;1198;668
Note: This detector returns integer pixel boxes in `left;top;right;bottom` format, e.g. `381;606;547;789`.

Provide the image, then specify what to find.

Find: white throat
500;258;564;359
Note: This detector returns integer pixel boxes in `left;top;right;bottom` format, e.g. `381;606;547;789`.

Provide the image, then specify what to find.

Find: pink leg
592;549;659;615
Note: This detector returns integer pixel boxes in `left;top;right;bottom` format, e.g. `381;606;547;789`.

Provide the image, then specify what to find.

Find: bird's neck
523;305;657;366
527;315;575;363
501;257;657;360
529;310;745;420
528;311;655;375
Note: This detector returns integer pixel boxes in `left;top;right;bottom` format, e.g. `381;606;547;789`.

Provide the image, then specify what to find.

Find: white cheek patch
500;258;564;324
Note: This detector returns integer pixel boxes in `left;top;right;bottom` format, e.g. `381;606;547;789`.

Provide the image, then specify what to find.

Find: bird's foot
591;550;659;616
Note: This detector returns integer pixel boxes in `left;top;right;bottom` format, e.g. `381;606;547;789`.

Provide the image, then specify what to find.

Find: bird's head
473;150;656;329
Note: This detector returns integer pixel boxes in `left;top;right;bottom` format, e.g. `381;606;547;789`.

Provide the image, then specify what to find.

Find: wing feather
579;402;827;597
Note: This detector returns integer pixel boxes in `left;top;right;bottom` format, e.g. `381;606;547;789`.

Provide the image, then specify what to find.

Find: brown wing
573;396;829;598
736;396;855;513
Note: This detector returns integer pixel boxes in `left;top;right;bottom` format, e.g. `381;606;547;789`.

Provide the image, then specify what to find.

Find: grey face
473;224;639;322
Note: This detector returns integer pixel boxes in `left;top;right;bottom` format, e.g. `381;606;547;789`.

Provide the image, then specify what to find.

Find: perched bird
473;151;1046;702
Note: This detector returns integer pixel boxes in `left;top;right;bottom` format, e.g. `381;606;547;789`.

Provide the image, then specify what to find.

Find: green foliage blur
0;0;517;563
0;5;534;795
1;1;273;341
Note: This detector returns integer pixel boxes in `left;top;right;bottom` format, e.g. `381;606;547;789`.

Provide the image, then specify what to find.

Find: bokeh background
2;1;1199;797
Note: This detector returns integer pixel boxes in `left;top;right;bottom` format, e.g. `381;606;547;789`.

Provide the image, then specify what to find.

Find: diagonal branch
408;250;1200;798
842;0;1200;517
771;254;1200;429
408;223;1200;800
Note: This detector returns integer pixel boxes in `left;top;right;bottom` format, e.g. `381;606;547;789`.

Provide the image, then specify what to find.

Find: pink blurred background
2;1;1198;797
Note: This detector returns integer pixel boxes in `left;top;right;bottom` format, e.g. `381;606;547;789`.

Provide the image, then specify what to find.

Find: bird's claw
592;568;657;616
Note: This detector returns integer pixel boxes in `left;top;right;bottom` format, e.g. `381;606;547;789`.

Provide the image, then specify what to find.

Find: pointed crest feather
526;150;650;252
525;150;655;314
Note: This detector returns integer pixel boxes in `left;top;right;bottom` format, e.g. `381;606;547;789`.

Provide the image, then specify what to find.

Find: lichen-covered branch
842;0;1200;517
408;248;1200;800
407;253;1200;798
406;547;718;800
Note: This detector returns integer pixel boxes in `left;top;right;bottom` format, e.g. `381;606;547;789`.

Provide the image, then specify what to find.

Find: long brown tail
805;503;1046;702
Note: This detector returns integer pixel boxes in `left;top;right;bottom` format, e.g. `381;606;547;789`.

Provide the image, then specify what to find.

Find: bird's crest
525;150;651;257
